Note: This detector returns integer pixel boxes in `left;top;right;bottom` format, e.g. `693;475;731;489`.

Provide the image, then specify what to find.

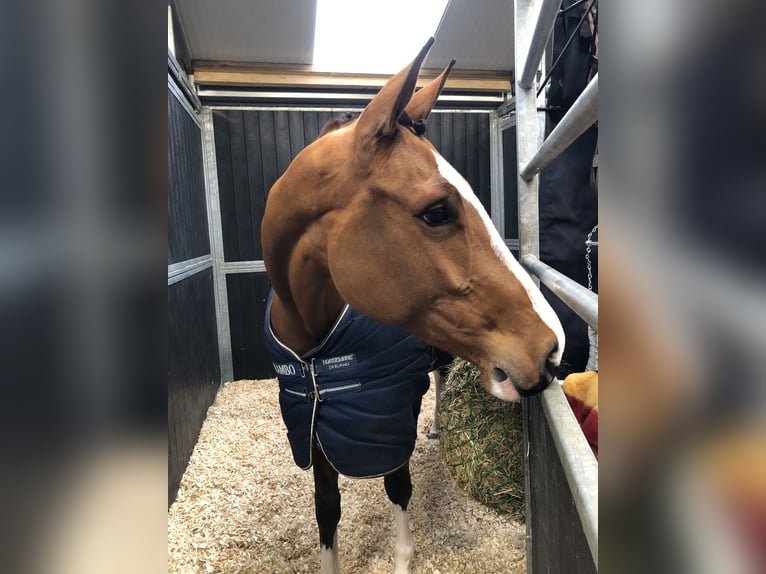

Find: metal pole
541;382;599;567
522;255;598;330
489;111;505;235
515;0;544;278
518;0;563;90
201;108;234;385
515;3;543;572
168;52;202;111
520;74;598;180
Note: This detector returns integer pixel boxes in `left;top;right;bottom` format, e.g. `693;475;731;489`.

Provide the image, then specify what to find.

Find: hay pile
439;360;526;518
168;378;526;573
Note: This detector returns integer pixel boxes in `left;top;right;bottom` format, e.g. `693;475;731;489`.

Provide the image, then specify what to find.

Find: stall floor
168;378;527;573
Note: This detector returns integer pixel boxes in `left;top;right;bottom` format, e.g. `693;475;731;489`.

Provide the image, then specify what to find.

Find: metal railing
522;255;598;330
540;380;599;562
517;0;563;90
520;74;598;180
513;0;599;570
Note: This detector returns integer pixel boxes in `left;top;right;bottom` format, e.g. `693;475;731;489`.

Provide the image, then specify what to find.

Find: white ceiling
174;0;317;64
173;0;515;73
426;0;515;71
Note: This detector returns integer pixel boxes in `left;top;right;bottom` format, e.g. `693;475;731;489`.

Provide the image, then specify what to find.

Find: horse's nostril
545;342;559;378
491;367;509;383
547;341;560;364
545;359;557;378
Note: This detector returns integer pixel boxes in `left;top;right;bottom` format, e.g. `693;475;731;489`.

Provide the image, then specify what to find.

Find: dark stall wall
538;0;599;376
212;109;353;380
502;125;519;245
168;87;210;264
428;112;492;213
524;397;597;574
226;273;272;380
167;80;221;505
168;268;220;504
212;109;329;263
211;108;492;381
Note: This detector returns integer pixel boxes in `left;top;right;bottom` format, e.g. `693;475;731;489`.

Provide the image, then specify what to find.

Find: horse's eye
420;203;456;227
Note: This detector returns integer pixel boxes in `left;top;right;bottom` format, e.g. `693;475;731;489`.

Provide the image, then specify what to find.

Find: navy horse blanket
264;290;431;478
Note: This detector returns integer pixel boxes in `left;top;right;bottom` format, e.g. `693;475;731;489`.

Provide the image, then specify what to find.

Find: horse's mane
318;113;358;138
317;111;427;139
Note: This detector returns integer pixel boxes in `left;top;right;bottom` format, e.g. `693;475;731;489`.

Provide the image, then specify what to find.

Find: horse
261;37;565;574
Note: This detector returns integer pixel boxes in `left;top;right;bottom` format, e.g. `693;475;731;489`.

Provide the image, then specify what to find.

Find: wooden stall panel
168;269;221;505
168;90;210;264
226;272;273;380
525;395;596;574
503;125;520;249
213;109;491;262
213;109;346;262
428;112;492;213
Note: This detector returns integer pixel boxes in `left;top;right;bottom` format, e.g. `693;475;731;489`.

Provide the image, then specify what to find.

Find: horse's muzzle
487;344;559;402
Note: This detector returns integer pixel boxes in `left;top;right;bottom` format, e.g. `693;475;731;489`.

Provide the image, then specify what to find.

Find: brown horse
262;38;564;574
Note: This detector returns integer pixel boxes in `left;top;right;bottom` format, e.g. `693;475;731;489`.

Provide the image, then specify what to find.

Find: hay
439;360;526;519
168;377;526;573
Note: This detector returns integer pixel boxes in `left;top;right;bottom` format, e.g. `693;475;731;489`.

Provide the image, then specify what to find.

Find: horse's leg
384;462;414;574
313;443;341;574
427;368;444;439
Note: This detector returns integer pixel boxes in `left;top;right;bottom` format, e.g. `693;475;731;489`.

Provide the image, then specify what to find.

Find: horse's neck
269;241;345;356
265;158;351;355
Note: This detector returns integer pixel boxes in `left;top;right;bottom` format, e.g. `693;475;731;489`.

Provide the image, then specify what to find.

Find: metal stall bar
522;255;598;330
525;250;600;563
515;0;546;269
489;112;505;235
201;108;234;385
520;74;598;180
514;0;598;571
518;0;563;90
540;382;599;562
168;255;213;286
514;2;547;573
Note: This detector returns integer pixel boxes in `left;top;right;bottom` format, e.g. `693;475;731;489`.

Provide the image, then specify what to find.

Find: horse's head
263;38;564;401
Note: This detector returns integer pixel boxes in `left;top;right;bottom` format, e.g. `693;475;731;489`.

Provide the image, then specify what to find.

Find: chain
585;224;598;291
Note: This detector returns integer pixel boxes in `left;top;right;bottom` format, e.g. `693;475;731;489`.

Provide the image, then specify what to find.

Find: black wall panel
525;396;596;574
537;0;598;376
168;268;220;505
226;273;273;380
213;109;492;262
168;91;210;264
503;125;519;240
212;109;337;263
428;112;492;213
539;124;598;376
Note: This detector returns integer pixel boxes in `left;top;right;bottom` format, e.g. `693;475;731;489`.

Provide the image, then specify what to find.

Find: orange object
562;371;598;458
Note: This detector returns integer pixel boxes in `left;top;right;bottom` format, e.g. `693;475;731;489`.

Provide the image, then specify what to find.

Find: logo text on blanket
314;354;357;374
273;362;304;377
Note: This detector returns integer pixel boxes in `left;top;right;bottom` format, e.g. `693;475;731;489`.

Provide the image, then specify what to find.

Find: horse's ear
404;59;455;122
355;37;434;147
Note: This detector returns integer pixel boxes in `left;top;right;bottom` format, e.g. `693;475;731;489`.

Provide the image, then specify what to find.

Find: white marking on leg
392;505;414;574
433;151;566;362
319;533;340;574
427;370;443;438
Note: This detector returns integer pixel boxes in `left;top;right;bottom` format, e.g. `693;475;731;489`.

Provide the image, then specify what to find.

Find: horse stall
168;1;598;572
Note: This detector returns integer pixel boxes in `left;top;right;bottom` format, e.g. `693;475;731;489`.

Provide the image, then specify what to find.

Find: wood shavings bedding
168;378;527;573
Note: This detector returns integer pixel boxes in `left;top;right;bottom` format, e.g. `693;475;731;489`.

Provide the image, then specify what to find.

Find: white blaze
432;151;565;363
